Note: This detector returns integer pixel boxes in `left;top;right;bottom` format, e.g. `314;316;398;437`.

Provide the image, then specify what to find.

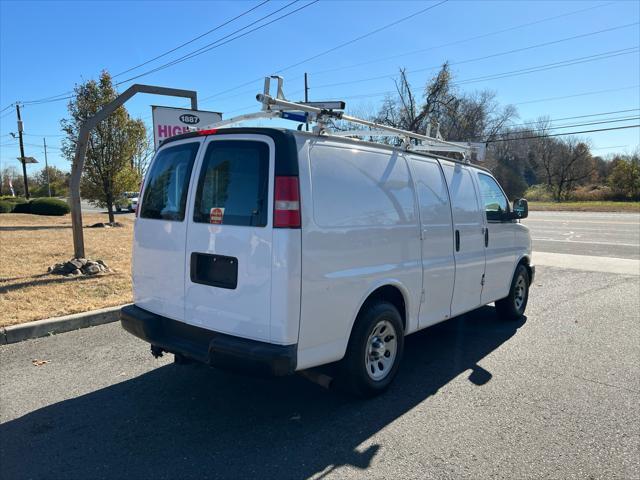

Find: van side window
140;142;200;221
477;173;508;221
193;141;269;227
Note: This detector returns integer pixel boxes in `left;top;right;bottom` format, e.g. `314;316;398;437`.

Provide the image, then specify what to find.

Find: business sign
151;105;222;149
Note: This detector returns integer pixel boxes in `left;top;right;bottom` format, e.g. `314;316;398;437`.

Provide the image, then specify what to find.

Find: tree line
2;66;638;208
364;64;639;202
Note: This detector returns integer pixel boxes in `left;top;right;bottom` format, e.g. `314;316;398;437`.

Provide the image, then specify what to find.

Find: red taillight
274;176;300;228
198;128;218;136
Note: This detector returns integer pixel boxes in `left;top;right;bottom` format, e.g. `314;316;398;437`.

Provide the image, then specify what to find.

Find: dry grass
0;213;133;327
529;201;640;213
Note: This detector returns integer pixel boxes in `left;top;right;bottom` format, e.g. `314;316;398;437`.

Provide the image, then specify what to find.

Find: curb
0;304;129;345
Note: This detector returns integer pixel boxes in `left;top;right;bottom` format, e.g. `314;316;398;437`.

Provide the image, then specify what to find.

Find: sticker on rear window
210;207;225;224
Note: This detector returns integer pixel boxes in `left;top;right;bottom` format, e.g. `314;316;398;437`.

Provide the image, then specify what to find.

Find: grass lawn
529;201;640;213
0;213;133;327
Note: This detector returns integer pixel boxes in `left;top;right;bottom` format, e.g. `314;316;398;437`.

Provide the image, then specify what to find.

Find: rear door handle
484;227;489;247
455;230;460;252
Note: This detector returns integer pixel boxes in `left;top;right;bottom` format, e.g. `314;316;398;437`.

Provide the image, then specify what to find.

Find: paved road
1;212;639;479
81;199;135;217
525;211;640;260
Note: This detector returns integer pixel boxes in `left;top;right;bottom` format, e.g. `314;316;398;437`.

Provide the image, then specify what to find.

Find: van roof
160;127;491;174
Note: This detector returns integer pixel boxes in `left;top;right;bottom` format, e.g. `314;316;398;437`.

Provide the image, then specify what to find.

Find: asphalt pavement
525;211;640;260
1;211;639;479
81;199;135;216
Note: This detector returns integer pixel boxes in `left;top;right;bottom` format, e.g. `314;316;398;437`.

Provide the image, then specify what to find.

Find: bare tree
552;138;594;201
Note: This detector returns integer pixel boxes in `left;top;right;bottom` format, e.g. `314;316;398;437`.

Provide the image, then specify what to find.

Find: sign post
70;84;199;259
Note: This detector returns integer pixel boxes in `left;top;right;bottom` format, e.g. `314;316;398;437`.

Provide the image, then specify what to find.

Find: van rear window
140;142;200;221
193;140;269;227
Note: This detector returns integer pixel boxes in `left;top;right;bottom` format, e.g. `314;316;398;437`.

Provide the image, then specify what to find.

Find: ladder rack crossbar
202;77;486;161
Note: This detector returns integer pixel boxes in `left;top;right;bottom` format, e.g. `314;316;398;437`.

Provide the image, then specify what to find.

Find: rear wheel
116;205;122;212
340;301;404;397
496;264;530;321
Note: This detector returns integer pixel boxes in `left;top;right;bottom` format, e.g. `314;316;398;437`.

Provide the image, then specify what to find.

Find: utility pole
304;72;309;132
16;104;30;199
43;138;51;197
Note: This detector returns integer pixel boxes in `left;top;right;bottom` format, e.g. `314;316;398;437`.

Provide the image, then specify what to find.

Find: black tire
116;205;122;212
340;301;404;398
496;264;530;321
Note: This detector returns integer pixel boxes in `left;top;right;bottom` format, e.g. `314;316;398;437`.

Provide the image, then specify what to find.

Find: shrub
0;196;27;203
29;198;70;216
11;201;32;213
0;201;12;213
523;184;554;202
570;185;615;202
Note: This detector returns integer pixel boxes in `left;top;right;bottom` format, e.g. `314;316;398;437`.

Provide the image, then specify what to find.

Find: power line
311;2;617;77
513;85;640;106
455;46;638;85
592;144;629;150
311;21;638;88
486;116;640;140
115;0;318;85
508;109;640;128
312;46;639;91
276;0;449;76
337;47;639;101
22;133;66;138
197;0;449;104
17;1;273;105
113;0;271;78
0;110;15;120
487;124;640;143
23;142;61;150
196;0;613;105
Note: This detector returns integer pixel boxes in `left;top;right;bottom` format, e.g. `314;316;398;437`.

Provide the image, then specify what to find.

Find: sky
1;0;639;173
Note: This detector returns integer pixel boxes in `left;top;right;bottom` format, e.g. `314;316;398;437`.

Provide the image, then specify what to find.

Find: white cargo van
121;90;533;397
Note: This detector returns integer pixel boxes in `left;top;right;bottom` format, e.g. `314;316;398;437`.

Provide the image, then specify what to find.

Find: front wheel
496;264;530;321
340;301;404;397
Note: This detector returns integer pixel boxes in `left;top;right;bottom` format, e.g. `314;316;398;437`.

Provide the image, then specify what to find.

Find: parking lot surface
1;212;639;479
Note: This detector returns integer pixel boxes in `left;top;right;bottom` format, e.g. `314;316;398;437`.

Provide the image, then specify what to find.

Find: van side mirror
513;198;528;219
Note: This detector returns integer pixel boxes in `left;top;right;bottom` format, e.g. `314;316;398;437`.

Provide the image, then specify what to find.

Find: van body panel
471;169;518;303
183;134;276;342
133;138;204;321
296;139;421;369
440;161;486;317
406;155;456;328
270;228;302;345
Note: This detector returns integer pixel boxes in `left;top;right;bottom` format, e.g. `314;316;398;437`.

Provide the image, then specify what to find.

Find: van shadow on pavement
0;307;525;480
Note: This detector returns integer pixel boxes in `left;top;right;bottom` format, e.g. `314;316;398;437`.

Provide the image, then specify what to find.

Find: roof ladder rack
207;76;487;162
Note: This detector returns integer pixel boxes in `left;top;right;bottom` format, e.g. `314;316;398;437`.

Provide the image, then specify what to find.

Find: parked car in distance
121;128;533;397
115;191;139;212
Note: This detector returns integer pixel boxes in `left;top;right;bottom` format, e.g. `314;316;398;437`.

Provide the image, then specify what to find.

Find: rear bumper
120;305;296;376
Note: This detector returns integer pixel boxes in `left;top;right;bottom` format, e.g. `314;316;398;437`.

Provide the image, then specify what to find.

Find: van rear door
184;135;275;342
133;139;203;321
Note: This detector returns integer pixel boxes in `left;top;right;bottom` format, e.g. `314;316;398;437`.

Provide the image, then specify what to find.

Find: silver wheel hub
365;320;397;381
514;275;527;310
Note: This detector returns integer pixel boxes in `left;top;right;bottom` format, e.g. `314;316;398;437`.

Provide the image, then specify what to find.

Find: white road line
533;238;640;247
525;219;639;225
534;251;640;276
